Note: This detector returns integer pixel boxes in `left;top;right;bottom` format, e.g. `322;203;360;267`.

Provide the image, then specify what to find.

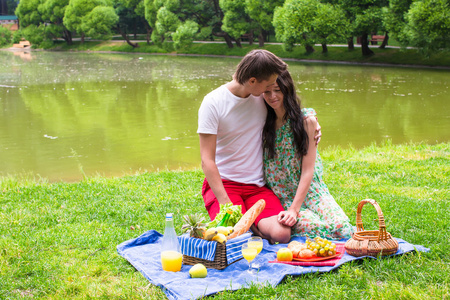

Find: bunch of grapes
305;237;337;257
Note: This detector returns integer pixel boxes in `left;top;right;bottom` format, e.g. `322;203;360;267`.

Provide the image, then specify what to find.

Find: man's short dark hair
234;50;287;85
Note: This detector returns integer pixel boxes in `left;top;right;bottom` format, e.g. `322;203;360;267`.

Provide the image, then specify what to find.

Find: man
198;50;320;243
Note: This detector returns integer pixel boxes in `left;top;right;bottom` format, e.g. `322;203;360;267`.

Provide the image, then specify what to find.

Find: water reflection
0;51;448;181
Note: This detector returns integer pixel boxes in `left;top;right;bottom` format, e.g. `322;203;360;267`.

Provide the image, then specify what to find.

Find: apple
277;247;293;261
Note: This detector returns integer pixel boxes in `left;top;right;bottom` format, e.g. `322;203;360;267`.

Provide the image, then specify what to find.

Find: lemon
189;263;207;278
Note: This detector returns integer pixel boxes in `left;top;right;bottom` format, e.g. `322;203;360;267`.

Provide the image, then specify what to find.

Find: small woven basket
345;199;399;257
183;242;235;270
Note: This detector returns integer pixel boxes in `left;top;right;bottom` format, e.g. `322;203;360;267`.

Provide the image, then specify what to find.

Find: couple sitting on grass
198;50;354;244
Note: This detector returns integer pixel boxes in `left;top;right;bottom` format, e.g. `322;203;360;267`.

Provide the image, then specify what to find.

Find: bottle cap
166;213;173;219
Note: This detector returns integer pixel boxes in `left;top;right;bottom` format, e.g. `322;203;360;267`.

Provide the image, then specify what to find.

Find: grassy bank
42;40;450;68
1;142;449;299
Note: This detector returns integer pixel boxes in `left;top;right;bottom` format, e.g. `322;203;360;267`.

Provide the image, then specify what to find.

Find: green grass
42;40;450;68
1;142;449;299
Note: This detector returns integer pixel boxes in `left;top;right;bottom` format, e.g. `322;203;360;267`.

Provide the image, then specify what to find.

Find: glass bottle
160;213;182;272
216;209;233;227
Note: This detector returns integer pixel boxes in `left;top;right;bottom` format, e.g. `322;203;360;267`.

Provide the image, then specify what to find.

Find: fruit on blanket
212;233;227;244
181;214;207;239
189;264;207;278
306;237;337;257
204;228;218;241
277;248;293;261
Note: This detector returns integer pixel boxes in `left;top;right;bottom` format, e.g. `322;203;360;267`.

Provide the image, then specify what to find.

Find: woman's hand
277;210;298;227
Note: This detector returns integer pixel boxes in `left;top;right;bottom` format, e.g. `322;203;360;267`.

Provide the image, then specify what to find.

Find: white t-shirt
197;85;267;187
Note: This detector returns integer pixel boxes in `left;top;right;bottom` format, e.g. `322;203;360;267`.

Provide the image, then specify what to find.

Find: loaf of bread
227;199;266;240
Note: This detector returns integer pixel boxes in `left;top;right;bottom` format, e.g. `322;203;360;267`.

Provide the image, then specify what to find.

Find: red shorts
202;179;284;227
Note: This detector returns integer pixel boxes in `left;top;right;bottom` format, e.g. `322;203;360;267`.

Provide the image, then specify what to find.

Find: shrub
0;26;13;46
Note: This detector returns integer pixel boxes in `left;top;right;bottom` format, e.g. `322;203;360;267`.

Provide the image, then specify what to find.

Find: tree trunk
347;37;354;51
117;26;139;48
213;32;234;48
81;33;85;44
258;32;265;47
305;44;315;53
63;30;72;45
360;34;374;56
380;32;389;49
143;21;152;44
235;38;242;48
321;43;328;53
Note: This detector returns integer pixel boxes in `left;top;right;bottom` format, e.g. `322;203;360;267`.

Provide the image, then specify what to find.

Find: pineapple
181;213;207;239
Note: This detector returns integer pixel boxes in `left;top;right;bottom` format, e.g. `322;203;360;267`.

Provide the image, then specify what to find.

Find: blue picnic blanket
117;230;429;300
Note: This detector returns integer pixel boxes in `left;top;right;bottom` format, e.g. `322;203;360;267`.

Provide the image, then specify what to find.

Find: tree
244;0;284;46
15;0;42;28
82;6;119;39
40;0;73;45
64;0;118;43
172;19;198;49
219;0;249;47
353;6;383;55
273;0;319;53
403;0;450;53
312;3;349;53
144;0;201;50
324;0;388;54
382;0;412;47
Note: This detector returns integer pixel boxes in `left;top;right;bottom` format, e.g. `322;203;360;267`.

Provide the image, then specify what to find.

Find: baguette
227;199;266;240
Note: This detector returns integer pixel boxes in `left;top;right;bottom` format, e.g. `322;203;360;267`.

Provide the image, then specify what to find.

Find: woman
262;70;353;239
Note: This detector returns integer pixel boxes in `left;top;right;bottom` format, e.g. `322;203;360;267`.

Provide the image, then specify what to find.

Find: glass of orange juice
242;243;258;274
247;237;263;270
161;250;183;272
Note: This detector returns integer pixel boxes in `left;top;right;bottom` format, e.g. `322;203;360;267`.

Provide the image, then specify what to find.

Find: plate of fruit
288;237;342;262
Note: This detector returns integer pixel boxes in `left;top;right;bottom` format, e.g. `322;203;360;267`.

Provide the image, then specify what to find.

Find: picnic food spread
288;237;338;259
181;200;266;243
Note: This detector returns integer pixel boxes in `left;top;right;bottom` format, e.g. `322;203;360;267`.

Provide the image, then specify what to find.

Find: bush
12;30;25;44
0;26;13;46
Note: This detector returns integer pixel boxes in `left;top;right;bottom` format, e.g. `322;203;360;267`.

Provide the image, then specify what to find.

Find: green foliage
12;30;25;44
172;20;199;50
403;0;450;53
220;0;250;40
15;0;42;27
20;24;46;47
64;0;118;41
245;0;284;32
354;6;383;35
312;3;350;45
382;0;412;45
82;6;119;39
64;0;101;33
0;27;13;47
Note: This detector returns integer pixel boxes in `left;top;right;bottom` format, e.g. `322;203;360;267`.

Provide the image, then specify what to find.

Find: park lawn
47;40;450;68
0;142;449;299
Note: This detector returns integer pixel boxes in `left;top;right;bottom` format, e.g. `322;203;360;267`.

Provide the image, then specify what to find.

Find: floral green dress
264;108;354;239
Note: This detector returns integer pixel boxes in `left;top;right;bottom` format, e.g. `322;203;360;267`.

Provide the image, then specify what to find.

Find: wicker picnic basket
345;199;399;257
183;242;234;270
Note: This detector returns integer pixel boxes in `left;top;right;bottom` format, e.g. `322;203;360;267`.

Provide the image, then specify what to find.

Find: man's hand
277;210;297;227
314;118;321;146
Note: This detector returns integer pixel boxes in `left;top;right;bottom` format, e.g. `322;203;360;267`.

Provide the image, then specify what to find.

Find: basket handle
355;199;389;242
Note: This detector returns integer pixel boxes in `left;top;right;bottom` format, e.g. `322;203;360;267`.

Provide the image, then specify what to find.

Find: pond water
1;51;449;181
